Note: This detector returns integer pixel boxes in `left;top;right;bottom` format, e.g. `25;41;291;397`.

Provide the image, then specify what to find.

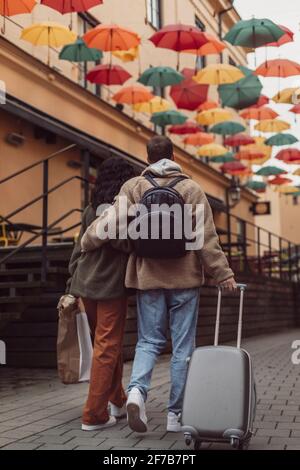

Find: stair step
0;293;60;305
0;267;69;276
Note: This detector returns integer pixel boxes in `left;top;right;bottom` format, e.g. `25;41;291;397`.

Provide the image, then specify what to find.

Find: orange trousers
82;297;127;425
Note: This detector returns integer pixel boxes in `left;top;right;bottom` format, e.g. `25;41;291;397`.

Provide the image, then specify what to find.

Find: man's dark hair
147;136;174;163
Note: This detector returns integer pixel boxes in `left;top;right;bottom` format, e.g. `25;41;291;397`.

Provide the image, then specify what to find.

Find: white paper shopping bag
76;312;93;382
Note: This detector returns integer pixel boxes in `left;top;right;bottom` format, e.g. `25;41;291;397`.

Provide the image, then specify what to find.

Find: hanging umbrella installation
168;121;203;135
194;63;245;85
133;97;172;114
265;133;298;146
224;134;255;147
196;108;232;126
59;37;103;62
183;132;214;146
210;121;246;136
151;110;187;127
86;64;131;85
255;119;290;133
224;18;285;48
170;68;208;111
240;106;278;120
138;66;184;87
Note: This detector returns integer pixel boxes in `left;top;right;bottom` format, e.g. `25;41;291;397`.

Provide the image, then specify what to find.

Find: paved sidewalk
0;329;300;450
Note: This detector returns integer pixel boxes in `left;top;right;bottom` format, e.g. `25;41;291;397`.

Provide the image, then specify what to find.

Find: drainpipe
217;0;235;63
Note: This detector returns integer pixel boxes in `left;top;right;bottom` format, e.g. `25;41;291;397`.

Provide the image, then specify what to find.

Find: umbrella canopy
168;121;202;135
133;96;172;114
182;32;226;55
224;18;285;48
261;24;294;47
275;148;300;163
210;121;246;136
197;143;228;158
1;0;36;15
218;69;262;110
240;106;278;120
272;87;298;103
277;185;300;194
86;64;131;85
196;108;232;126
40;0;102;13
112;85;153;105
220;161;247;175
293;168;300;176
255;59;300;78
265;133;298;146
255;119;290;133
236;150;266;161
170;68;208;111
149;24;209;51
210;153;236;163
138;66;184;87
194;63;245;85
151;110;187;127
256;166;287;176
246;180;267;193
197;100;219;111
241;141;272;159
269;176;292;185
112;46;139;62
290;104;300;114
183;132;214;146
248;95;270;108
21;21;76;46
224;134;255;147
83;24;140;51
59;37;102;62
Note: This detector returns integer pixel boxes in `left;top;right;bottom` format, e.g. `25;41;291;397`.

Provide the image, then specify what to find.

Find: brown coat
81;160;234;290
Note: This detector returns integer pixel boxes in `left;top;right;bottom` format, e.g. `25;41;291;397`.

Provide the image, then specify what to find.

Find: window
229;56;237;66
78;13;101;97
195;16;206;70
147;0;161;29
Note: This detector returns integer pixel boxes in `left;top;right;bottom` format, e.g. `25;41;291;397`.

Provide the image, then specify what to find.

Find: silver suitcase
181;284;256;450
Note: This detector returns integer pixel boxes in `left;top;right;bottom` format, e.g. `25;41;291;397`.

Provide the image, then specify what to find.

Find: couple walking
66;135;236;434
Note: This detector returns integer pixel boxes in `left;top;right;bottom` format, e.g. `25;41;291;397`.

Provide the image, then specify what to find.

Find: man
81;136;236;434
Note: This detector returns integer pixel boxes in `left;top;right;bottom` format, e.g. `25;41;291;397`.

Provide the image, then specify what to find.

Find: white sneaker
126;387;148;433
81;416;116;431
109;402;127;419
167;412;181;432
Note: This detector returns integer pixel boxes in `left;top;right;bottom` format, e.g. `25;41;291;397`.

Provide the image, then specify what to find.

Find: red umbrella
220;161;247;174
276;148;300;163
224;134;255;147
41;0;103;13
290;104;300;114
170;68;208;111
269;176;292;185
255;59;300;78
169;121;203;135
149;24;208;51
261;24;294;47
86;64;131;85
248;95;270;108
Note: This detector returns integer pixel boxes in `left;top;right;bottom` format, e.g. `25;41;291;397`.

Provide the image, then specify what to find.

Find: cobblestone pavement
0;329;300;450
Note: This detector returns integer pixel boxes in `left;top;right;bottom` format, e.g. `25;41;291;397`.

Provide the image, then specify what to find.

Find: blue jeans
128;288;200;415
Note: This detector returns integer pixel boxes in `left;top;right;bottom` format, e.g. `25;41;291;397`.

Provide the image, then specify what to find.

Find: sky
234;0;300;184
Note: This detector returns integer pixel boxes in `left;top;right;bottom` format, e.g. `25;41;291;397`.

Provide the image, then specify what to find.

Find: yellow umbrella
133;96;172;114
293;168;300;176
197;143;228;158
193;64;245;85
112;46;139;62
272;88;298;104
255;119;291;133
196;107;232;125
277;186;300;194
241;142;272;159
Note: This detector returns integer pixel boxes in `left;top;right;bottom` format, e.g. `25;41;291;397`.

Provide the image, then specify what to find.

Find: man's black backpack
130;174;188;259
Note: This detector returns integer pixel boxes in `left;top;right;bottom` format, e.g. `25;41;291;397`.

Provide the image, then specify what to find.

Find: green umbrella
218;71;262;110
288;190;300;197
238;65;254;77
245;180;267;192
138;66;184;88
256;166;286;176
210;121;246;136
151;110;187;127
265;133;299;146
211;152;236;163
59;38;103;62
224;18;285;48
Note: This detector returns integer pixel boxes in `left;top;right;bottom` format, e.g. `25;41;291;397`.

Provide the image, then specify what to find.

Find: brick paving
0;329;300;450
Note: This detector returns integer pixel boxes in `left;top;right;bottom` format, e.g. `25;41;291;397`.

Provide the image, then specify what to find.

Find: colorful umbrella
277;185;300;194
260;24;294;47
256;59;300;78
40;0;102;13
236;150;266;162
1;0;36;15
240;106;278;120
197;100;219;111
224;18;285;48
220;161;247;175
170;68;208;111
224;134;255;147
290;104;300;115
255;119;290;133
86;64;131;85
194;63;245;85
248;95;270;108
275;148;300;163
246;180;267;193
241;141;272;159
182;32;226;55
21;21;76;46
293;168;300;176
196;108;232;126
265;133;298;146
112;46;139;62
133;96;172;114
151;110;187;127
211;153;236;163
112;85;153;105
138;66;184;87
183;132;214;146
83;24;140;52
272;87;297;104
256;166;287;176
218;66;263;110
149;24;208;52
210;121;245;136
59;37;102;62
269;176;292;185
168;121;202;135
197;143;228;158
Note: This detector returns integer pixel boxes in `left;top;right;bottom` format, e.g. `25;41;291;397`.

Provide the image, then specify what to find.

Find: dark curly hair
91;157;136;210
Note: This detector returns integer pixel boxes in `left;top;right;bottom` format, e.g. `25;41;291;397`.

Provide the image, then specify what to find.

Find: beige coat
81;159;234;290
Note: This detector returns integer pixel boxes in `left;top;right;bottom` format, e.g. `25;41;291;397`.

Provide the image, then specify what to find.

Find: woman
66;157;135;431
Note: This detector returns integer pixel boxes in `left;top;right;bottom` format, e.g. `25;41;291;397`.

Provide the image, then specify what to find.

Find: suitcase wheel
230;437;240;449
184;433;192;447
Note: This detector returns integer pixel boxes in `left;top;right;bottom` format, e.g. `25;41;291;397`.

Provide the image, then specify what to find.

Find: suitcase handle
214;284;247;349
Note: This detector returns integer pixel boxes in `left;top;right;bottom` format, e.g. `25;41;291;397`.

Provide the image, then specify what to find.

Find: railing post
279;237;283;281
225;190;232;267
243;220;247;272
268;232;272;279
41;159;49;283
82;149;90;209
288;242;292;282
257;226;261;274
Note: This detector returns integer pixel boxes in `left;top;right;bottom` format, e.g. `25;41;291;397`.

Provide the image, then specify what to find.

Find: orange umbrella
112;86;153;105
269;176;292;185
182;33;226;56
0;0;36;32
255;59;300;77
183;132;214;146
197;100;219;111
240;106;279;120
83;24;140;52
236;150;265;161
